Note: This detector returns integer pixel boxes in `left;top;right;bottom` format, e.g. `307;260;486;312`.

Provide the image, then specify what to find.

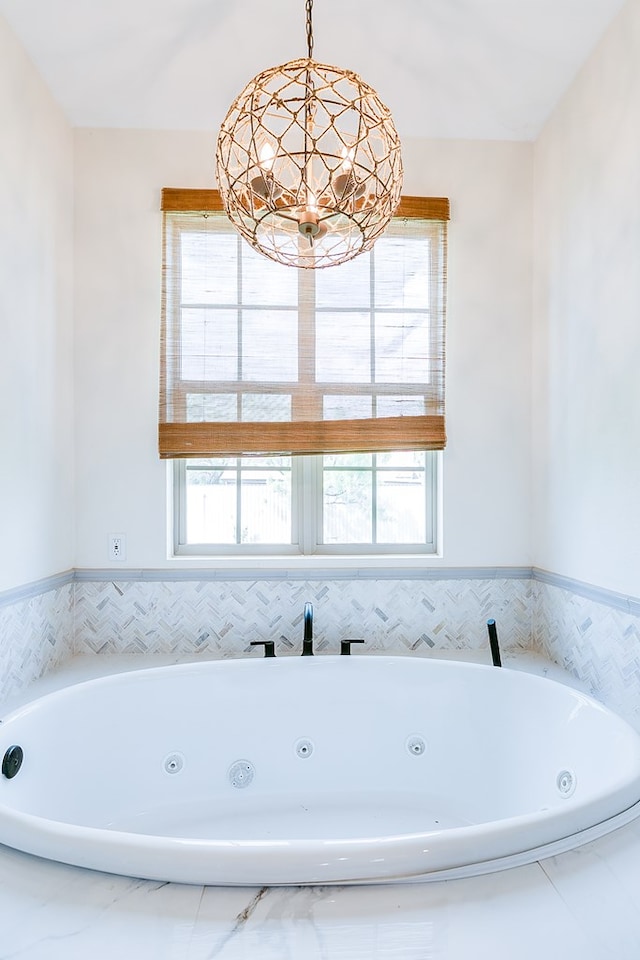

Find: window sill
80;562;534;583
166;553;446;578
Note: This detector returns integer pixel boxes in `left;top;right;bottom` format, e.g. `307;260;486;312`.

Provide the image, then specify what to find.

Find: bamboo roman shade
159;189;448;459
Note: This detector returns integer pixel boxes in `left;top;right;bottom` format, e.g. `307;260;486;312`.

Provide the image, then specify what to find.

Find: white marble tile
183;862;626;960
0;582;74;704
0;846;203;960
538;830;640;956
188;883;441;960
73;577;532;659
439;864;615;960
534;580;640;731
3;833;640;960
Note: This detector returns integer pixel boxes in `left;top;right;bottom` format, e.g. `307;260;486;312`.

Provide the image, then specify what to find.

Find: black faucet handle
250;640;276;658
340;638;365;656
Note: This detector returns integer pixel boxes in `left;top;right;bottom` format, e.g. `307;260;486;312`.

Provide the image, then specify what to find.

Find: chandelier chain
306;0;314;59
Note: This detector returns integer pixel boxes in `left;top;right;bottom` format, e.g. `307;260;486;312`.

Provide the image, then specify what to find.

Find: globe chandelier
215;0;403;269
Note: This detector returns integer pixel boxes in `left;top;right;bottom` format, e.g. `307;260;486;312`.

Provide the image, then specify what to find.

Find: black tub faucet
487;618;502;667
302;602;314;656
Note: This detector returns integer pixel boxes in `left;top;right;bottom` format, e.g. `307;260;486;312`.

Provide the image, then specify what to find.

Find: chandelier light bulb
259;142;275;170
332;145;367;203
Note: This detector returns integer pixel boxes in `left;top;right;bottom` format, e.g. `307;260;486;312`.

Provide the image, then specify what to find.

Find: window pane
242;310;298;381
187;458;236;468
181;308;237;381
375;313;429;383
315;251;371;307
240;467;292;544
181;232;237;304
376;396;426;417
377;451;426;468
316;312;371;382
187;394;237;422
241;245;298;306
242;394;291;421
240;456;290;467
323;395;372;420
186;395;293;423
186;467;237;543
377;469;426;543
185;459;292;545
323;468;372;543
374;237;430;309
324;453;372;467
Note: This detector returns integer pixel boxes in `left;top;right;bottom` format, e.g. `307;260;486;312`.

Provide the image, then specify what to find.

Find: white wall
533;0;640;595
73;130;532;569
0;16;74;592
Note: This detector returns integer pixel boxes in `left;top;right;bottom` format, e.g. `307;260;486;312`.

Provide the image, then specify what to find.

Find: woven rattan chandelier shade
215;6;402;269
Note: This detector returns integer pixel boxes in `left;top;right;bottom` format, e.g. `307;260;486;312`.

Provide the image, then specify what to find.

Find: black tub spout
302;602;314;656
487;618;502;667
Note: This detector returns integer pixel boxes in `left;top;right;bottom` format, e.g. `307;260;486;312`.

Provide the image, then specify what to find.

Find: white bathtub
1;656;640;886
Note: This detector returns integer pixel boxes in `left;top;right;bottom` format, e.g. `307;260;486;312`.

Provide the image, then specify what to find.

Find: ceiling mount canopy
215;0;403;269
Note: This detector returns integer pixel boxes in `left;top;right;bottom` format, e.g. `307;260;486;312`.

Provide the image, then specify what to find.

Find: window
160;190;448;556
174;452;438;555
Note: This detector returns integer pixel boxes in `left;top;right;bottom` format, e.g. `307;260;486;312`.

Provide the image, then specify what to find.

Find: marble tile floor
2;654;640;959
4;822;640;959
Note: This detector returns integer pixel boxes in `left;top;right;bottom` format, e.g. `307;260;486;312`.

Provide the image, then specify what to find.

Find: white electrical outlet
108;534;126;562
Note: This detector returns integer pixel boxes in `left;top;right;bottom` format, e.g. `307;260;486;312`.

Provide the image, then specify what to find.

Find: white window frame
172;451;439;557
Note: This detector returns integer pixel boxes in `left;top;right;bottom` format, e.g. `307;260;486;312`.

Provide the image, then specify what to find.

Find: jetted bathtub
1;655;640;886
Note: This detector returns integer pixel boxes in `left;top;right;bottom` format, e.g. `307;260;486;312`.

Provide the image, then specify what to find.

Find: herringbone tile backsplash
3;573;640;730
0;583;74;703
534;580;640;731
73;577;532;658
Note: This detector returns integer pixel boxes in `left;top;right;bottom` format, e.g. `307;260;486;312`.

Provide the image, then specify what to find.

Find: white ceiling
0;0;628;140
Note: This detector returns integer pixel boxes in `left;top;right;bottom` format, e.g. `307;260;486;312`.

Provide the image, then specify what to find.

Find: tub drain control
2;745;23;779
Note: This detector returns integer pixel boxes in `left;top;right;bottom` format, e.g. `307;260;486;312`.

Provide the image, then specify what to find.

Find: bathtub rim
1;789;640;886
2;654;640;886
0;651;621;720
